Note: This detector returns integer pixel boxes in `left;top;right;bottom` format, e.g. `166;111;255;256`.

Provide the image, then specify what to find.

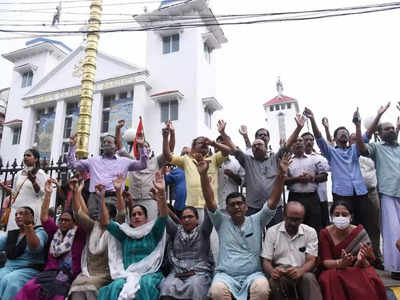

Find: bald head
284;201;305;236
285;201;305;218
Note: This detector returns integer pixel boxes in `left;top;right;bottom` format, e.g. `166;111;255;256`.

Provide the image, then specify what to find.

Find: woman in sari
68;174;126;300
0;207;48;300
15;178;86;300
159;206;214;300
98;171;168;300
0;148;48;231
319;201;386;300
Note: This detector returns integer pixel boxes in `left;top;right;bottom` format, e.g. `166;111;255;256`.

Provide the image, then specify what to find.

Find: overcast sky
1;0;399;147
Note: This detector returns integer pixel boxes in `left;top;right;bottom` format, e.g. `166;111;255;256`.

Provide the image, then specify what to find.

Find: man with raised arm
115;119;175;220
355;103;400;280
197;152;291;300
67;133;147;219
162;123;231;220
218;117;305;227
303;107;371;230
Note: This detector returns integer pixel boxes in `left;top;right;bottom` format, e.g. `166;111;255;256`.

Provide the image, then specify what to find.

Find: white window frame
12;126;21;145
162;34;180;54
21;70;33;88
160;100;178;122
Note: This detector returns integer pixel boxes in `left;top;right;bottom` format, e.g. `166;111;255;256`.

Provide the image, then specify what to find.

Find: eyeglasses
228;201;246;208
182;215;196;220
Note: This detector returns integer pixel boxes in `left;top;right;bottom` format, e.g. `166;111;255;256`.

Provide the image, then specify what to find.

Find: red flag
133;116;144;159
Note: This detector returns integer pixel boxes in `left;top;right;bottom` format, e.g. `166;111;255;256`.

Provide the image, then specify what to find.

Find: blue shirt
0;227;48;268
164;167;187;211
208;203;276;277
316;137;367;196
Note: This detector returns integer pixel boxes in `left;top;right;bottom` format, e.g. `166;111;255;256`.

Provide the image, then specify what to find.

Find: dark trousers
320;201;330;228
288;191;322;233
247;205;283;230
365;188;383;262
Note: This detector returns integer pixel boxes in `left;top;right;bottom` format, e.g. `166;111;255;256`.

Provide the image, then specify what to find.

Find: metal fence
0;156;71;210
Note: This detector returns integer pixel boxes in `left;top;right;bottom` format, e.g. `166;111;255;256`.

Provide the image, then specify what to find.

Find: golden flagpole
76;0;102;158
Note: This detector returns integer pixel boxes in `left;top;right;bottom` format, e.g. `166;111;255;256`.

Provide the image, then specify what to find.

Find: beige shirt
261;222;318;268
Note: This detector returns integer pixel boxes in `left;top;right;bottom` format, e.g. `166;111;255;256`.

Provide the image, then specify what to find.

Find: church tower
135;0;227;151
263;78;300;152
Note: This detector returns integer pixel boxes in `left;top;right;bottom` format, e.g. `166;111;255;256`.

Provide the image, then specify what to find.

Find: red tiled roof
151;90;180;97
3;119;22;125
263;95;296;106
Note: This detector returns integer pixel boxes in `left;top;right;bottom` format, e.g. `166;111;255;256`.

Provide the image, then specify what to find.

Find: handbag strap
11;176;29;206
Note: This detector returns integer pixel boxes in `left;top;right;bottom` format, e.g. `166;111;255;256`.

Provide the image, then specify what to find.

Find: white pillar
21;107;35;151
50;100;66;161
88;92;102;156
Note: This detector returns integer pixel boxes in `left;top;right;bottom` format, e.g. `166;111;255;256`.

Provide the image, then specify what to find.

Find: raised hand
279;153;292;175
322;117;329;128
397;102;400;112
95;184;106;197
239;125;248;136
165;120;174;132
378;102;390;116
112;173;125;192
217;120;227;133
68;177;79;192
295;113;306;128
150;171;166;202
70;134;77;146
116;120;125;129
303;107;314;120
352;108;361;125
44;178;55;194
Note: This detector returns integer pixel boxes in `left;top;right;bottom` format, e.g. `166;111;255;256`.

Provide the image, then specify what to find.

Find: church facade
0;0;226;163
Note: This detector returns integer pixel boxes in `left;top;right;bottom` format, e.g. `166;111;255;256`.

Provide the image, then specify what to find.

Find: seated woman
319;201;387;300
159;206;214;300
0;207;48;300
15;178;86;300
98;171;168;300
69;174;126;300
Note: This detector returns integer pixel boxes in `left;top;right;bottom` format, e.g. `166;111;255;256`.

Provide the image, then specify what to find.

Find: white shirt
359;156;377;189
7;168;48;231
310;152;330;202
261;222;318;268
287;153;329;193
217;156;245;209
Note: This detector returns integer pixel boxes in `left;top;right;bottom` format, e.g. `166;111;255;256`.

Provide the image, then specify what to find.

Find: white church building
263;78;300;152
0;0;227;163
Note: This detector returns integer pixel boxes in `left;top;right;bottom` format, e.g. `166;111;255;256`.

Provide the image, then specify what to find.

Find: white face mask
332;216;351;230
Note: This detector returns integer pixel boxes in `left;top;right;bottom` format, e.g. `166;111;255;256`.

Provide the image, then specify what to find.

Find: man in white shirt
216;136;245;210
285;137;329;232
261;201;322;300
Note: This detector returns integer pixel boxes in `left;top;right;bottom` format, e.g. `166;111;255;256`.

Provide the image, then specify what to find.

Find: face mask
332;216;350;230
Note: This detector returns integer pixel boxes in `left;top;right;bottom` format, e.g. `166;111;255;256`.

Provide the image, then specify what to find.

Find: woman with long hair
2;148;48;231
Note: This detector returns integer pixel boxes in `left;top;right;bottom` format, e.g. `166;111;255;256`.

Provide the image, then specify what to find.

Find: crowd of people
0;102;399;300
